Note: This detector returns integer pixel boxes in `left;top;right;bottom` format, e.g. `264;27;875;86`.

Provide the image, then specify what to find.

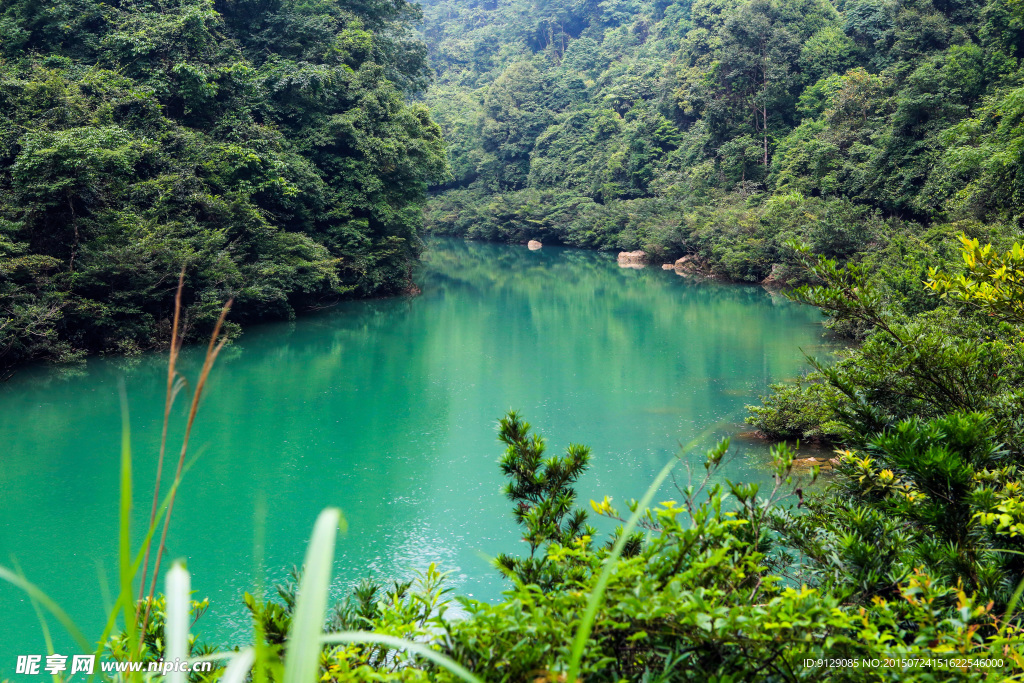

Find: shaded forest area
0;0;447;372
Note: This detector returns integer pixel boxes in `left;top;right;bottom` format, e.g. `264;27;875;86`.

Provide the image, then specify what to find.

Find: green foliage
420;0;1024;298
748;242;1024;446
318;415;1024;680
7;392;1024;680
242;556;470;681
105;596;221;683
746;372;850;441
756;239;1024;617
927;234;1024;325
227;412;1018;680
780;413;1024;605
494;411;594;588
0;0;447;373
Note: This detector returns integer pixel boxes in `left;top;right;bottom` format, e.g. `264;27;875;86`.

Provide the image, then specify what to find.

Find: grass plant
139;298;232;642
137;270;185;608
282;508;344;683
0;275;231;679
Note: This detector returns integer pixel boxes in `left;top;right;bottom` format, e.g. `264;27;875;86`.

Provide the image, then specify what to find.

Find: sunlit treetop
926;235;1024;327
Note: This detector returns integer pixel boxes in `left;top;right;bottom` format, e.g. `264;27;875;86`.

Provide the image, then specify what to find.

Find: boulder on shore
790;456;835;471
617;250;647;268
761;263;785;288
528;240;542;250
673;255;702;275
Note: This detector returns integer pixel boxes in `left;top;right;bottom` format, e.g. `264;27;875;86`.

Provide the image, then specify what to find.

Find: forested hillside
0;0;446;372
420;0;1024;284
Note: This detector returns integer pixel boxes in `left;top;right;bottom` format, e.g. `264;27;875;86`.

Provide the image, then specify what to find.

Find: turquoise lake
0;239;833;669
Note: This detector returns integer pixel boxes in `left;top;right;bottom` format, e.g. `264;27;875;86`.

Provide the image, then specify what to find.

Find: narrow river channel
0;238;833;665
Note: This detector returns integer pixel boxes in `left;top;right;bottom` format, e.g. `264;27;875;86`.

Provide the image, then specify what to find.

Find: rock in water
528;240;542;250
661;263;675;270
617;250;647;268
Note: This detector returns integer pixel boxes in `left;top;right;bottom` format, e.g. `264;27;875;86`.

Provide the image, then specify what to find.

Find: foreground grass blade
0;567;91;653
283;508;344;683
12;559;57;669
165;561;190;683
321;632;483;683
117;382;137;652
138;268;185;606
219;648;255;683
93;477;182;661
144;300;231;635
566;456;679;682
3;446;186;675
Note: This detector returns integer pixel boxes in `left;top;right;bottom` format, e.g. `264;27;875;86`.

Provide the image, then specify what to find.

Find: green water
0;239;831;667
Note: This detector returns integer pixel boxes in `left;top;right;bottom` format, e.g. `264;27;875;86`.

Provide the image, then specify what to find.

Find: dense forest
419;0;1024;284
0;0;446;373
6;0;1024;680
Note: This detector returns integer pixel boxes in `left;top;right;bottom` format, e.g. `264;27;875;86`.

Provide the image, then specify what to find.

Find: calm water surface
0;239;831;667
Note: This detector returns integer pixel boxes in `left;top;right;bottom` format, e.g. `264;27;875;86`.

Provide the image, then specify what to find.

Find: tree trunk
763;118;768;166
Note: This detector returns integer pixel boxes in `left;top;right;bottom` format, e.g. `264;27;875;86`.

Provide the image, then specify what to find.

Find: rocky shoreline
614;249;789;288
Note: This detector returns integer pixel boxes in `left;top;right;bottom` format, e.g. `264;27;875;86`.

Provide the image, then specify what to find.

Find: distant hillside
419;0;1024;288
